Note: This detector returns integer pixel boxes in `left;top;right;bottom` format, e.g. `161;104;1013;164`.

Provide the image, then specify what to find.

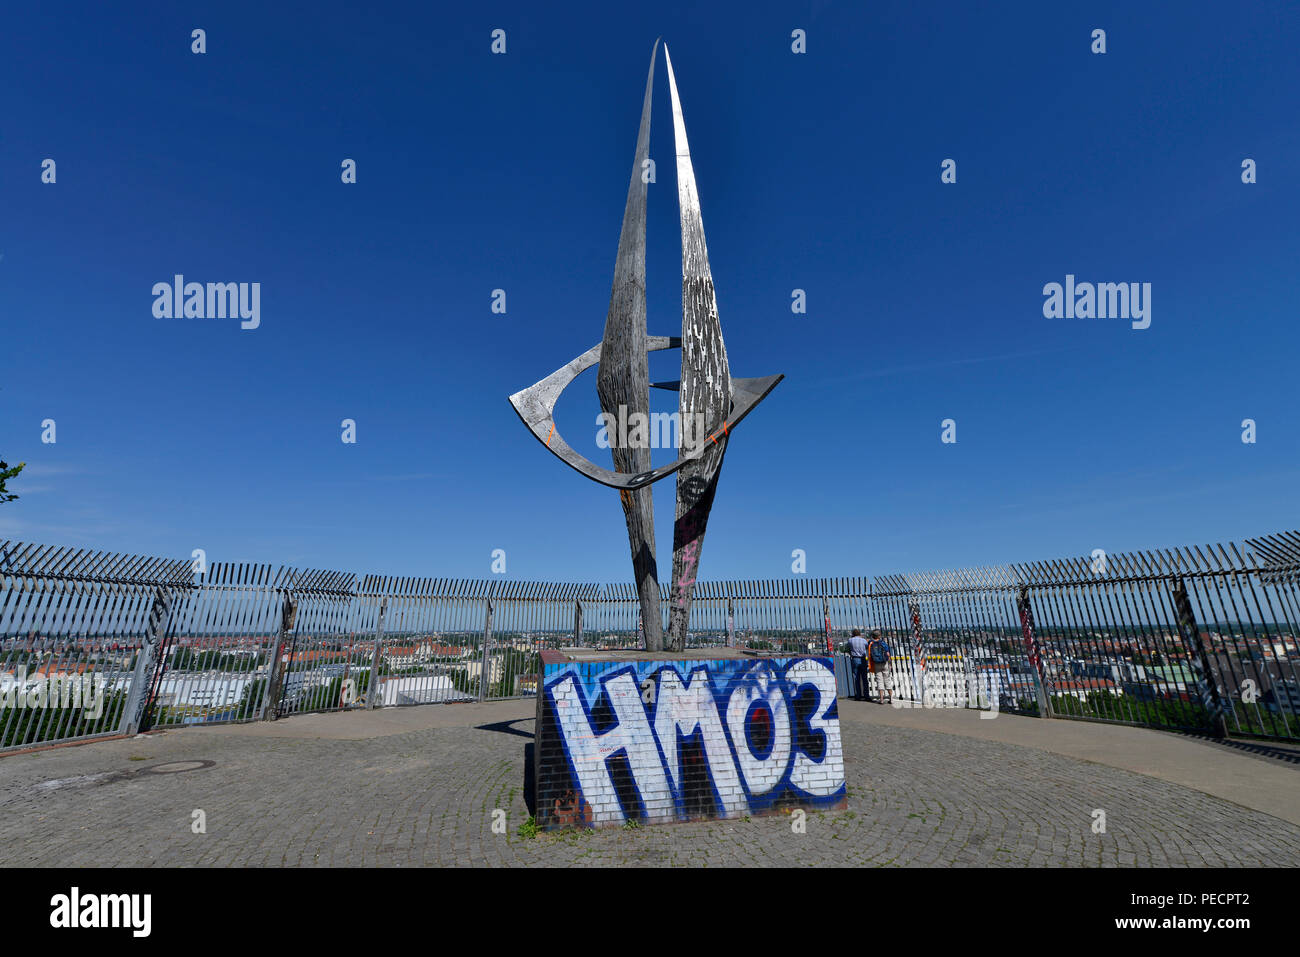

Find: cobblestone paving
1;711;1297;867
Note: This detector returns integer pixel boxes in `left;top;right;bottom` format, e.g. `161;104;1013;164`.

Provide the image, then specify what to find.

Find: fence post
573;598;583;647
261;592;297;721
479;594;494;702
822;593;832;654
908;596;926;704
727;596;736;648
122;586;174;736
1173;578;1228;738
366;596;388;710
1015;585;1053;718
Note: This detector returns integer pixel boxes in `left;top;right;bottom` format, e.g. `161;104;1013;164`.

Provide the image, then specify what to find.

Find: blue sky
2;0;1297;583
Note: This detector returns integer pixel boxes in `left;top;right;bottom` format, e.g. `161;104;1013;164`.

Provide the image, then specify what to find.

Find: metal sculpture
509;41;782;651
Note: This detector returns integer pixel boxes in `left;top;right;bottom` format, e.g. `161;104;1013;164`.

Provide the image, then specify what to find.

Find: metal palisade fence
1;530;1298;752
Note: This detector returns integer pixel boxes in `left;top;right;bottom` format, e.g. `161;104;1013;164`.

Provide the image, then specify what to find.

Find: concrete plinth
534;648;846;829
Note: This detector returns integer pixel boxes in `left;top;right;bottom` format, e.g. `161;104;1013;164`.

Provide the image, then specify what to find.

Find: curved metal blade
664;44;732;649
597;39;662;646
508;336;782;492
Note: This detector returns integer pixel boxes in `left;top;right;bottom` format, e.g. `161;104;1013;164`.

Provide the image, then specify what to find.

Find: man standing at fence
866;628;891;704
846;628;870;701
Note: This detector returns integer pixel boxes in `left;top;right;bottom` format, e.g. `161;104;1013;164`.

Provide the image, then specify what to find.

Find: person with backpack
866;628;892;704
845;628;870;701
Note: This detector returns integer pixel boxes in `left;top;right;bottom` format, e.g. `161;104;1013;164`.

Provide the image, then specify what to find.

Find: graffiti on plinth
536;656;845;828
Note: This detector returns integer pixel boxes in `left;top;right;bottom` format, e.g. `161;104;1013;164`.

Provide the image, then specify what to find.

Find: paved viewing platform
2;701;1297;867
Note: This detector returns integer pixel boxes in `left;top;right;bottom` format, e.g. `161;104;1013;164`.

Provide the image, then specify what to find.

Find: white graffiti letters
653;667;747;816
785;658;845;797
546;659;846;825
549;672;674;826
725;663;792;796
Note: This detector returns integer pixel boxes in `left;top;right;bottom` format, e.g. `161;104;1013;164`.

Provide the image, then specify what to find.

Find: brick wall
535;651;846;829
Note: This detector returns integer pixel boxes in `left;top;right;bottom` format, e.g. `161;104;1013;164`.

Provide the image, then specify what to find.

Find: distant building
151;673;261;710
1264;679;1300;714
376;675;472;706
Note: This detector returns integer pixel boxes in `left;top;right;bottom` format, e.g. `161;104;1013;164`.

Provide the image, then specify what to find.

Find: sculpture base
534;648;846;830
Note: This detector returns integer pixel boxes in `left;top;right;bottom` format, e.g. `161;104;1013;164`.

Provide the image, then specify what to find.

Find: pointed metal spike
597;39;662;650
664;44;733;651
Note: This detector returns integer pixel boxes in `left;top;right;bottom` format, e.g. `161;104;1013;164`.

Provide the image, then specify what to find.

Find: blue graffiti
542;657;845;826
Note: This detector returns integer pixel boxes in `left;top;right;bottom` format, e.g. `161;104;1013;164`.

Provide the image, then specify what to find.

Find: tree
169;648;196;670
237;678;268;719
0;459;24;504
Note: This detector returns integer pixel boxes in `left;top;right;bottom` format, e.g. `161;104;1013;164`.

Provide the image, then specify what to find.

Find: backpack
869;639;890;665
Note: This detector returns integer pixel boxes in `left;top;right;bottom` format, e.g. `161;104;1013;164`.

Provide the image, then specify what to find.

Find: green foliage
1044;687;1299;737
236;678;268;718
306;671;371;710
516;816;539;839
490;648;541;698
0;458;24;504
1;691;128;748
168;648;262;673
1049;690;1208;730
449;668;479;697
1229;703;1297;738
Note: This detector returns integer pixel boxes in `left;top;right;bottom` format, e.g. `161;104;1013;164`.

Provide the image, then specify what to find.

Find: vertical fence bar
367;596;388;710
1015;585;1053;718
909;596;926;703
821;593;832;655
479;592;494;703
122;586;173;735
261;593;297;721
1174;577;1227;738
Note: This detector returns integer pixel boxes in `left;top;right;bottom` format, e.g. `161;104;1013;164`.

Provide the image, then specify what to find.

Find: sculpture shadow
475;718;536;816
1175;730;1300;765
474;718;534;740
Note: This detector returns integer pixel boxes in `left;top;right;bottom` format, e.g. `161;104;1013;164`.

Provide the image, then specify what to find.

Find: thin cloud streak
807;349;1062;389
